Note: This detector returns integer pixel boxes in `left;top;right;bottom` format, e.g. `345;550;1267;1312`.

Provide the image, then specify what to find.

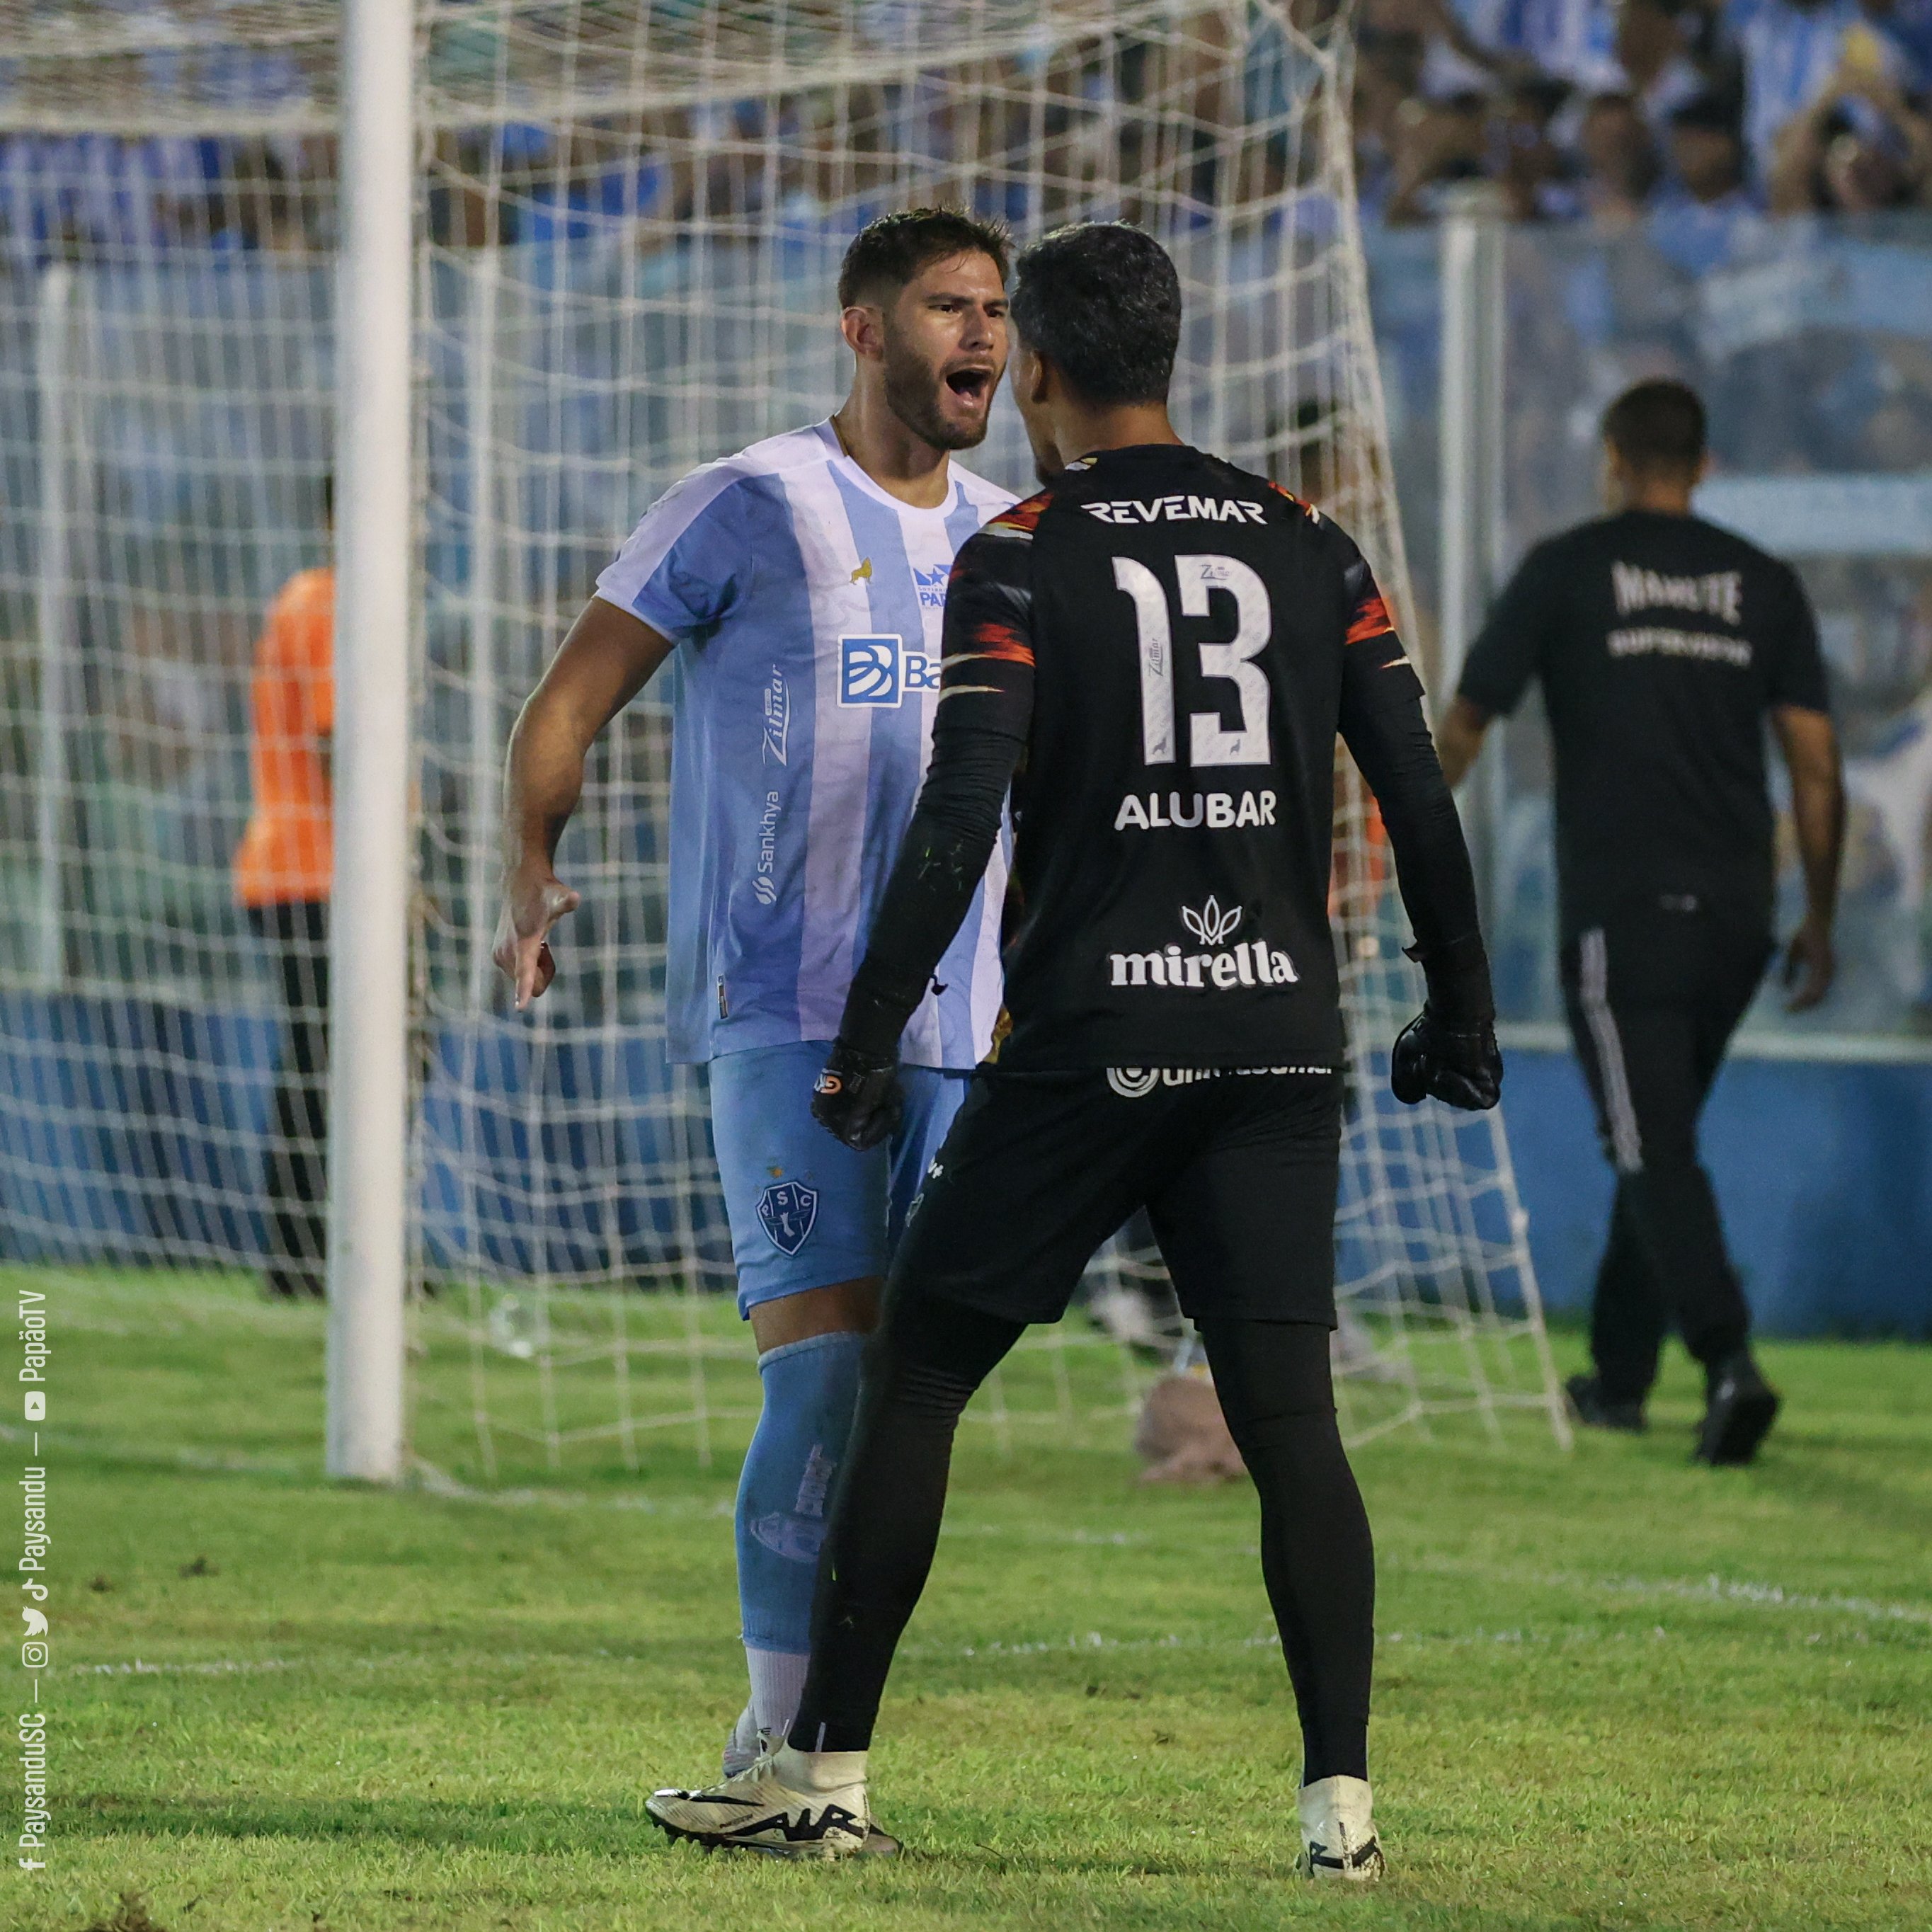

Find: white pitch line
74;1658;299;1677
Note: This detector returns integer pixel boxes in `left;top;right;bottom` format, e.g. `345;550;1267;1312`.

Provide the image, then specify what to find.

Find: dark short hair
1599;378;1708;477
1009;222;1182;406
1602;378;1706;476
837;207;1011;309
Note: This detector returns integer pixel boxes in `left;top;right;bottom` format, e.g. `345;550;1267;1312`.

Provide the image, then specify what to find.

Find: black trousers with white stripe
1560;906;1772;1403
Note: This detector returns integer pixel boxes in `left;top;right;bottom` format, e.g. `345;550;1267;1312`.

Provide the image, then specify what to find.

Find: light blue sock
736;1330;867;1667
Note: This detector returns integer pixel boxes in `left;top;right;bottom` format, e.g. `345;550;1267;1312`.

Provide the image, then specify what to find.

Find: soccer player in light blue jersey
493;210;1014;1786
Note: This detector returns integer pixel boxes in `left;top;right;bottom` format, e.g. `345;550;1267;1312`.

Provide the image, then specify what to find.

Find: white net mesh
0;0;1567;1485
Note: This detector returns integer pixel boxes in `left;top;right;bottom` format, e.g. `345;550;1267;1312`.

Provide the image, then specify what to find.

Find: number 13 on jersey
1112;552;1272;767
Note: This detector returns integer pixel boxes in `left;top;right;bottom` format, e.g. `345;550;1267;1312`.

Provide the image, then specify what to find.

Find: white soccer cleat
1296;1774;1386;1882
648;1743;871;1859
714;1719;903;1853
721;1703;761;1778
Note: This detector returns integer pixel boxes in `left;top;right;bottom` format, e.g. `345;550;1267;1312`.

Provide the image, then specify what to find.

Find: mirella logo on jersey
840;634;941;707
1107;897;1299;990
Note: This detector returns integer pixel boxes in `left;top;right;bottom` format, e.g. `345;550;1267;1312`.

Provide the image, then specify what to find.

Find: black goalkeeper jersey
944;443;1424;1071
1458;509;1829;939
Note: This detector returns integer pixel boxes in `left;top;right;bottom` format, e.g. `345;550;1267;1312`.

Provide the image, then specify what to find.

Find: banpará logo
762;663;789;764
1108;897;1299;990
839;634;940;707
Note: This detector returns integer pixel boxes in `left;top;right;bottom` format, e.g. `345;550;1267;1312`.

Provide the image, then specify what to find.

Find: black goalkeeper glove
811;1039;904;1152
1390;934;1502;1111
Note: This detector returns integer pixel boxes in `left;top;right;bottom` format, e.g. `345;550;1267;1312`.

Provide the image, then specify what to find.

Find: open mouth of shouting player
869;251;1009;453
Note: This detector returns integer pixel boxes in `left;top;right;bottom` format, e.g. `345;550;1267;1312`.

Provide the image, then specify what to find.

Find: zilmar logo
1109;896;1299;990
762;663;789;764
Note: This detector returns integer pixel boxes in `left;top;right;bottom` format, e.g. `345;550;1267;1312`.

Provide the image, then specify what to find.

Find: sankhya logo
1107;897;1298;990
753;789;781;904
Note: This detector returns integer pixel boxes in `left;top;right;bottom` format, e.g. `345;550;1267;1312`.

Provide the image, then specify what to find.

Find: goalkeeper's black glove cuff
1402;932;1496;1029
812;1037;904;1153
837;970;924;1064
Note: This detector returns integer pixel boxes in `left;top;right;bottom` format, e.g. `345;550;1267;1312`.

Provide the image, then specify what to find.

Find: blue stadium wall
1502;1044;1932;1339
2;999;1927;1338
0;995;724;1281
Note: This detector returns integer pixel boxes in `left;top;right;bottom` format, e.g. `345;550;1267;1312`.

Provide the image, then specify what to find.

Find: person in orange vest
234;481;334;1299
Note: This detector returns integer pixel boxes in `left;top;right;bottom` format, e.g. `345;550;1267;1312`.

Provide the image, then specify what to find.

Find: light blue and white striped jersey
1731;0;1917;180
595;420;1014;1068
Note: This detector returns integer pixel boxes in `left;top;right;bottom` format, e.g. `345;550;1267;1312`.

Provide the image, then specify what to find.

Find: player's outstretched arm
1339;612;1500;1109
494;597;675;1008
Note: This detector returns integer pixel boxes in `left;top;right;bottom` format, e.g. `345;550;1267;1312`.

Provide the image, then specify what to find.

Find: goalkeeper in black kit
648;222;1499;1875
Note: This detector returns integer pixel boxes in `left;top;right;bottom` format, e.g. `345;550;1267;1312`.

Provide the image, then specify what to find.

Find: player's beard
882;335;989;452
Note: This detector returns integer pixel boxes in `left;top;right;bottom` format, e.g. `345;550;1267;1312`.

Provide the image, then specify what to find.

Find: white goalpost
326;0;417;1482
0;0;1569;1485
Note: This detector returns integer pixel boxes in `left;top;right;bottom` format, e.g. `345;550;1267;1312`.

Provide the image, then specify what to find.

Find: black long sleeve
838;525;1036;1059
1331;533;1491;1019
1340;679;1492;1021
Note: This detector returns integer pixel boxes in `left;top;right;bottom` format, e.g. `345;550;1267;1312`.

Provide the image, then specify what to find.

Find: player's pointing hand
493;859;581;1010
812;1041;904;1152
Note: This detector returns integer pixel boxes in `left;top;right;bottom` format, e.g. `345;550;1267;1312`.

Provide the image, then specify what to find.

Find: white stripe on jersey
784;455;877;1046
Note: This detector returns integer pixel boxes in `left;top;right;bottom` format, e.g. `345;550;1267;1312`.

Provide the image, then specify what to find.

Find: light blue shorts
709;1039;970;1317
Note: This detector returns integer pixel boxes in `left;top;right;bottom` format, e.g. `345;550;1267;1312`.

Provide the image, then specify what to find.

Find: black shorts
891;1065;1344;1328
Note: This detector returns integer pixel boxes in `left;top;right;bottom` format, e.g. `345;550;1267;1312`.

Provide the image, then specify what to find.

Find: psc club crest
757;1179;819;1256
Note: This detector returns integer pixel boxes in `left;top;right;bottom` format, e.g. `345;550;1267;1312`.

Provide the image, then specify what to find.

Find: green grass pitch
24;1267;1932;1931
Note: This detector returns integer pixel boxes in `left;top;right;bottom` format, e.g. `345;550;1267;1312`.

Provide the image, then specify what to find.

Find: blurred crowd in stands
1359;0;1932;239
5;0;1932;268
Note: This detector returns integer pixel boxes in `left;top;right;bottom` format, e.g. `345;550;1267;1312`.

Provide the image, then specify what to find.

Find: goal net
0;0;1567;1484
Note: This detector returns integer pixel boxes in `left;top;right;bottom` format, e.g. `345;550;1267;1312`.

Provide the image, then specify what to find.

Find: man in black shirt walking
647;222;1500;1876
1436;379;1845;1466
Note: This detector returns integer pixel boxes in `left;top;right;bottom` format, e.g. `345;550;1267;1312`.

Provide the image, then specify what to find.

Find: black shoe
1696;1350;1780;1465
1565;1373;1646;1433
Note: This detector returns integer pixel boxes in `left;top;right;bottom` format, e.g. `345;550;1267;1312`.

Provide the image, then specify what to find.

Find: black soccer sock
1196;1316;1375;1785
788;1291;1026;1756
